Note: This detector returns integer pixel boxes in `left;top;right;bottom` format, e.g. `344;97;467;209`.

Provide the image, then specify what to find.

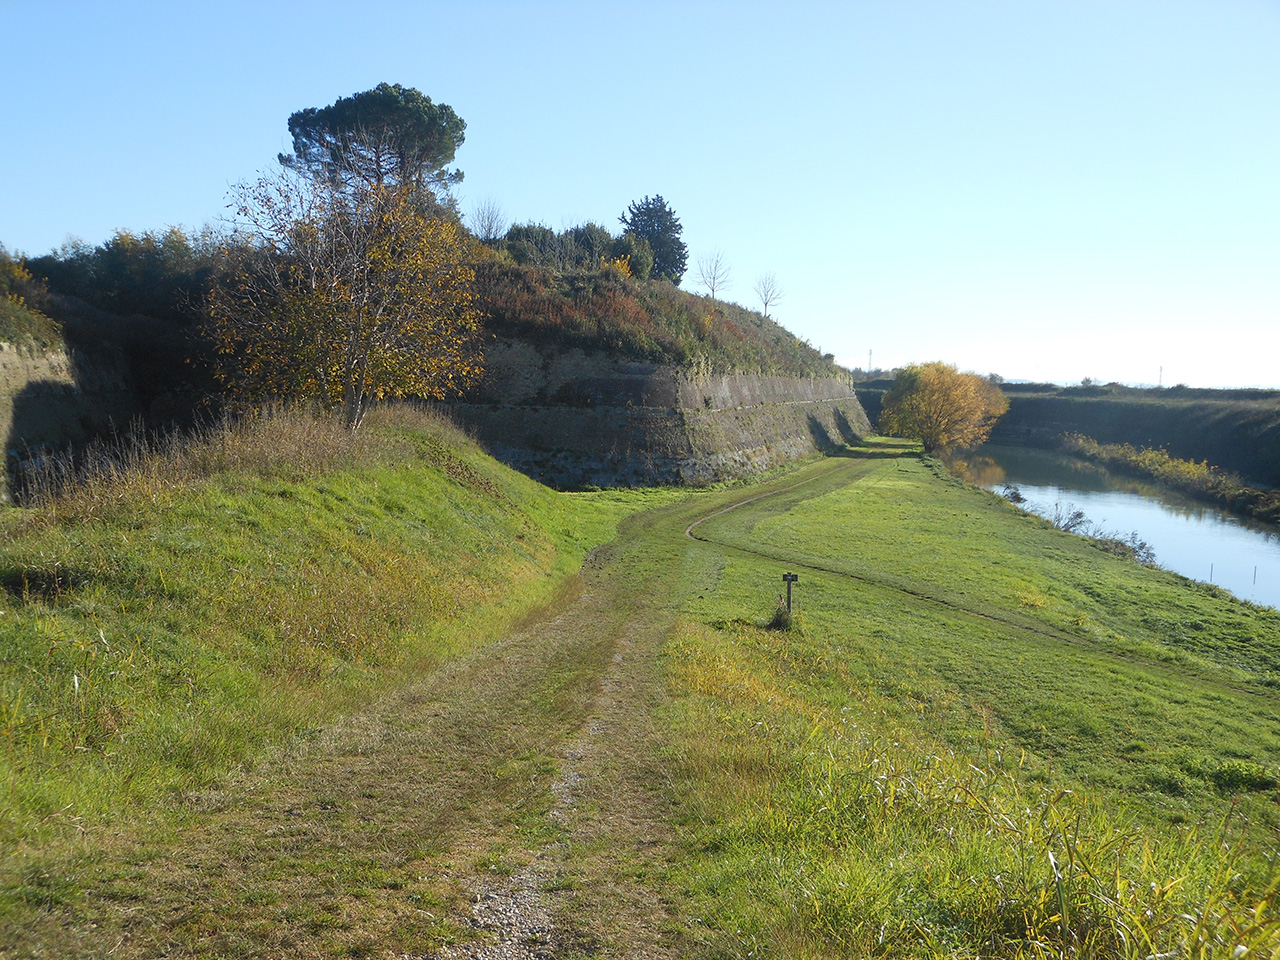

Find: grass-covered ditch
2;424;1278;957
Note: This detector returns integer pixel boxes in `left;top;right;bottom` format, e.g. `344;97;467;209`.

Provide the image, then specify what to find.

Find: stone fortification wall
1;343;142;494
0;337;872;494
451;339;871;487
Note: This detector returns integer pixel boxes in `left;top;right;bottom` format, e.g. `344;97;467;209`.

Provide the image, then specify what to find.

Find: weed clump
766;599;805;632
766;601;793;631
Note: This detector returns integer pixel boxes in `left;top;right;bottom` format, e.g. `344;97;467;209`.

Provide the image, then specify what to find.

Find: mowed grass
4;426;1279;958
0;406;636;931
657;439;1280;958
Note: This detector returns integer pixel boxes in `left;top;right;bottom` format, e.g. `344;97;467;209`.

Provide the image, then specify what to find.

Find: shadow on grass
0;564;90;602
826;441;915;460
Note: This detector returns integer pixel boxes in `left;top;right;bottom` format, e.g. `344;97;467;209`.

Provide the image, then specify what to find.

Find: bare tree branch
696;250;732;299
754;272;783;317
469;197;509;244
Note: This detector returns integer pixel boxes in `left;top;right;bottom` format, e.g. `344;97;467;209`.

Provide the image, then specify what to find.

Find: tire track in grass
431;577;684;960
685;450;1275;702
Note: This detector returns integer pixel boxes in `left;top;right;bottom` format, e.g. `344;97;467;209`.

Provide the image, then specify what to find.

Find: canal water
959;445;1280;610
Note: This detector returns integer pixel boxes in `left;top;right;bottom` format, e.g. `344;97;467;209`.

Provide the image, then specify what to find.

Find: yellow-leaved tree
208;169;483;428
879;361;1009;454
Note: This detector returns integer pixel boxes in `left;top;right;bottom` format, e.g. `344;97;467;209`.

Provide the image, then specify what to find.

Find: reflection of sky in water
965;446;1280;610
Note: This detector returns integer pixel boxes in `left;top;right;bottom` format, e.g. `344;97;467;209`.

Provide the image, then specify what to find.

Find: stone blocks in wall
452;340;872;488
1;342;142;498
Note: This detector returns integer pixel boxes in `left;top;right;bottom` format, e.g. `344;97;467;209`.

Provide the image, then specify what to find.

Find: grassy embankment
4;426;1279;957
994;383;1280;489
0;407;641;932
475;257;843;377
654;445;1280;957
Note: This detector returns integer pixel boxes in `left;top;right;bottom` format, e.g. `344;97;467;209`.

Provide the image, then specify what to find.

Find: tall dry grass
10;403;464;523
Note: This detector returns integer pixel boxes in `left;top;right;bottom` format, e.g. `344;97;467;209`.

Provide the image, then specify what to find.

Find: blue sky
3;1;1277;387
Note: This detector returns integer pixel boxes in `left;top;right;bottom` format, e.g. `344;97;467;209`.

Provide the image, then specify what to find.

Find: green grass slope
4;433;1278;958
655;444;1280;957
476;257;845;377
0;407;633;857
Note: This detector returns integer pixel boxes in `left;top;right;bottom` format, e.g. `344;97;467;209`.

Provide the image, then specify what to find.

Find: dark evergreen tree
618;195;688;284
280;83;466;193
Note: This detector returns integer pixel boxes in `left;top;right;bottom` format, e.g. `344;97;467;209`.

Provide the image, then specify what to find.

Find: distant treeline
13;230;223;423
1002;379;1280;404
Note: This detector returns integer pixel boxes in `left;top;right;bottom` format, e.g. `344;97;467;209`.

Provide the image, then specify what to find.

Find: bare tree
754;272;783;317
696;250;732;299
469;197;509;244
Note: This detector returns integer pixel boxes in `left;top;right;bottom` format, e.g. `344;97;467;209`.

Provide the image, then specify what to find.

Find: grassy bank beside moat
2;418;1277;957
856;380;1280;489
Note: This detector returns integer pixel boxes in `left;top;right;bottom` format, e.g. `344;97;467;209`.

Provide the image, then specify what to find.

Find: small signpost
782;572;799;611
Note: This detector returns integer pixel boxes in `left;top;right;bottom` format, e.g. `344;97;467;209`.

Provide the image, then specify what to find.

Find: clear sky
3;1;1277;387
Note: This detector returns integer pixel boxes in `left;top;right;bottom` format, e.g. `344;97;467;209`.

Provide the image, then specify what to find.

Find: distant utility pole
1158;366;1163;388
868;349;872;378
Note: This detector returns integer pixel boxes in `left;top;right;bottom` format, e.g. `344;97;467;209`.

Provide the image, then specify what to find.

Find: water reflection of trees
944;454;1006;488
967;445;1280;544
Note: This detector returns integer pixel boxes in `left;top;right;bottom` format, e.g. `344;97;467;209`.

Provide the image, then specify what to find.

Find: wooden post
782;572;798;611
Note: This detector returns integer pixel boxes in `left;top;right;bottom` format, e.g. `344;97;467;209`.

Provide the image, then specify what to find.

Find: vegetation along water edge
1058;431;1280;527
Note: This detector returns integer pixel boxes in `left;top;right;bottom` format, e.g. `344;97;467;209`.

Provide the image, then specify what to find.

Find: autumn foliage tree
208;169;483;428
879;361;1009;454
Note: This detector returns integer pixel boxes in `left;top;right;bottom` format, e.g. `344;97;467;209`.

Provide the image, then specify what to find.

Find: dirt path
416;459;873;958
427;458;876;957
10;459;864;959
14;524;701;958
433;583;683;959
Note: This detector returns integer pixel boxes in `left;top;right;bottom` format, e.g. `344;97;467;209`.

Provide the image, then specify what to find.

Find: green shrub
0;247;61;347
1207;758;1277;792
610;230;653;283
